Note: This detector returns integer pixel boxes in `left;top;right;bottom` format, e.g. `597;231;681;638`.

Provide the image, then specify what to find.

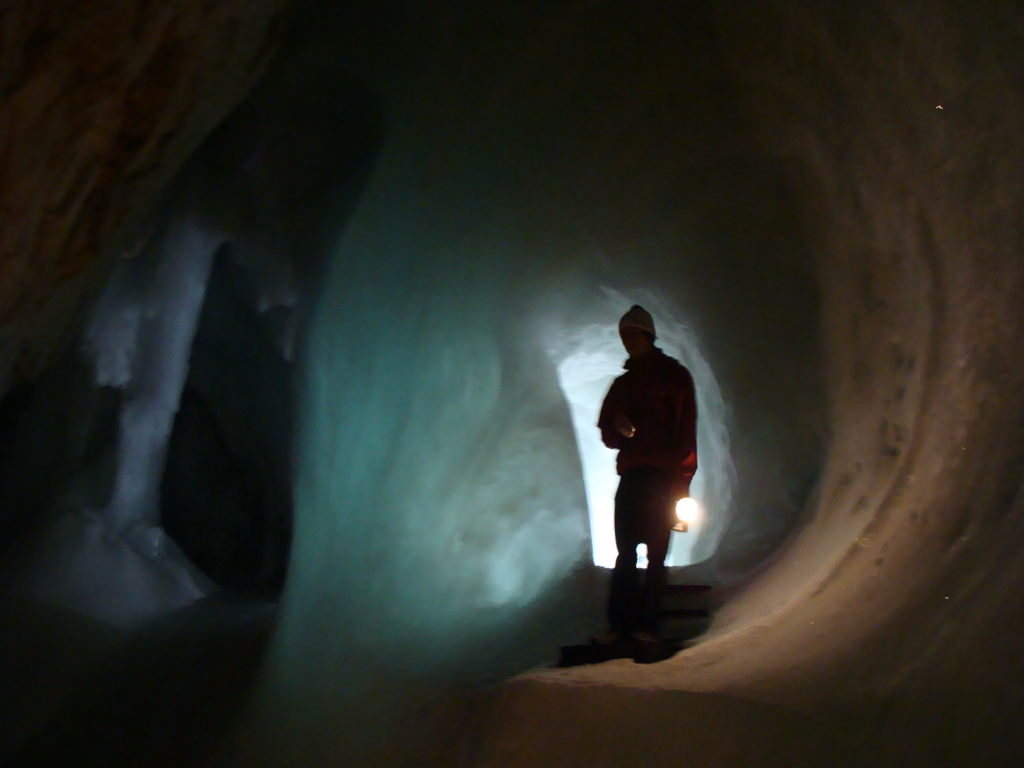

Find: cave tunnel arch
250;3;831;763
2;1;1023;767
246;2;1024;766
548;286;737;569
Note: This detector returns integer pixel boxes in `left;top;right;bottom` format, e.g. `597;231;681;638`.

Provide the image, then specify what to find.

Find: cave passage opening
551;289;734;569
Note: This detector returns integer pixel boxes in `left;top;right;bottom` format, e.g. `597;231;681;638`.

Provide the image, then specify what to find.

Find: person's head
618;305;656;358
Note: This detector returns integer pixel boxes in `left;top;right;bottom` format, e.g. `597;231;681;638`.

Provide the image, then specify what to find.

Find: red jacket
597;348;697;486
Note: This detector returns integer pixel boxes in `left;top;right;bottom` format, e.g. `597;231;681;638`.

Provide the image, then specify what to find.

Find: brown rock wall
0;0;286;393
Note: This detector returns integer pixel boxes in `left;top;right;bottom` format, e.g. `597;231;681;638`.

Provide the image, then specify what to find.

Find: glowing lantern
673;497;699;532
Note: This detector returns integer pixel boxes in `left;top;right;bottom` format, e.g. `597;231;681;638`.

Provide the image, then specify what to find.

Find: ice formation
7;211;222;627
87;216;217;532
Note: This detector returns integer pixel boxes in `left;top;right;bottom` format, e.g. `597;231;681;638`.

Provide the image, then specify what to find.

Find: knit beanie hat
619;304;656;338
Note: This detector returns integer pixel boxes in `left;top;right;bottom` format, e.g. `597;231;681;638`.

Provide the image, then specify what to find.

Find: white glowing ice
87;217;218;530
550;288;736;568
9;214;223;627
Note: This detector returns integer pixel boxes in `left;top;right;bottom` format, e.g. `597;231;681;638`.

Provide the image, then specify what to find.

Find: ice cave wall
0;0;1020;766
247;1;1023;766
462;3;1024;767
243;2;826;764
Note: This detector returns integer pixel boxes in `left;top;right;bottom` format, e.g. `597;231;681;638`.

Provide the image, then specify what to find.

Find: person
595;305;697;644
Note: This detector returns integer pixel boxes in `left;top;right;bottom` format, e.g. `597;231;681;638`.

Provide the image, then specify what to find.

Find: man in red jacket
596;305;697;643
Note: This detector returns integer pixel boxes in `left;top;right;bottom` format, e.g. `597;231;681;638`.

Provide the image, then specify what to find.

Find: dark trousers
608;467;675;636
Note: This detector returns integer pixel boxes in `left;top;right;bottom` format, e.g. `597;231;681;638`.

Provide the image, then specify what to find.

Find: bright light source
675;497;699;525
553;329;627;568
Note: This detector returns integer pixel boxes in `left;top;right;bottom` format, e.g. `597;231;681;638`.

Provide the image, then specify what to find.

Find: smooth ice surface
242;198;599;762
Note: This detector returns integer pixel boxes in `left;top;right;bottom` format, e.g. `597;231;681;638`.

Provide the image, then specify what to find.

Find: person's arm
597;379;628;449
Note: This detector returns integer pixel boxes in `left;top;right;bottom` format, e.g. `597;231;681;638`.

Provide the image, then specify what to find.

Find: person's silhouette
595;305;697;643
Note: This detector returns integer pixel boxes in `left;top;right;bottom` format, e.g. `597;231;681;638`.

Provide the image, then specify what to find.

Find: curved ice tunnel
255;137;821;764
9;1;1021;765
242;4;829;759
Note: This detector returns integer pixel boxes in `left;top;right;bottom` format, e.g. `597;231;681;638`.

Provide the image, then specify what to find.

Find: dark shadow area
161;247;294;593
8;596;276;768
0;354;122;548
